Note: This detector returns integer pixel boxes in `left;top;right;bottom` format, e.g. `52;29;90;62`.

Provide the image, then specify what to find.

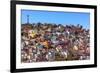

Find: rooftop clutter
21;23;90;63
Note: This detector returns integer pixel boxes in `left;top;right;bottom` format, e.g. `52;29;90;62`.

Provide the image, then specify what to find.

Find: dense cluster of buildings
21;23;90;63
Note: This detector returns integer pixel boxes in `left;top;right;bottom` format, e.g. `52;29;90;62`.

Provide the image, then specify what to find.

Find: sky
21;10;90;29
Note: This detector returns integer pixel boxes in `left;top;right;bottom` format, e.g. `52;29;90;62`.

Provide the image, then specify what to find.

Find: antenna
27;15;29;24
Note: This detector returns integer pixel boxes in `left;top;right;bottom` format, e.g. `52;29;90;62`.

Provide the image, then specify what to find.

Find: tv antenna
27;15;29;24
